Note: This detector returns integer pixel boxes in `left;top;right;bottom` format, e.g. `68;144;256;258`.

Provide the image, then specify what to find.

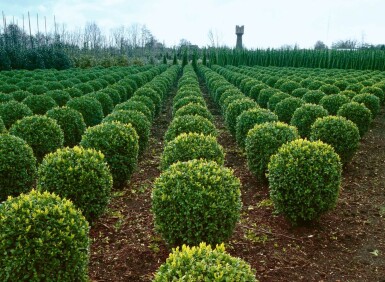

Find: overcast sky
1;0;384;49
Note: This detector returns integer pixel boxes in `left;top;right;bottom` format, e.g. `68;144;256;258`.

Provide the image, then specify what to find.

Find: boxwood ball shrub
360;86;384;105
152;159;241;246
114;100;153;123
267;92;291;111
225;98;259;136
46;107;86;147
0;117;6;133
164;115;217;143
153;243;256;282
352;93;380;118
160;132;225;170
235;108;279;149
0;93;13;103
129;95;156;119
291;104;329;138
37;146;112;222
319;94;350;115
0;100;33;129
274;97;305;124
46;90;71;107
310;116;360;164
0;134;37;201
9;115;64;162
0;190;90;281
134;88;162;115
246;122;299;179
81;121;139;188
86;92;114;116
103;110;149;155
337;102;372;137
268;139;342;225
174;103;214;122
67;96;104;127
302;90;326;104
11;90;32;102
22;94;58;115
173;96;206;115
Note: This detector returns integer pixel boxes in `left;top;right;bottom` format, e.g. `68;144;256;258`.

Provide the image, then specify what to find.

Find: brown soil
89;83;385;282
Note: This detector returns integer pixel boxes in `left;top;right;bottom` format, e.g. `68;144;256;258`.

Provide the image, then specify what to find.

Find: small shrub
37;146;112;222
352;93;380;117
225;98;259;136
173;96;206;115
9;115;64;162
11;90;33;102
340;90;357;100
0;189;89;281
129;95;156;118
291;87;308;98
153;243;256;282
274;97;305;124
165;115;217;143
346;83;364;93
152;159;241;246
74;83;94;94
257;88;281;108
319;84;340;95
268;139;342;224
22;94;58;115
134;87;162;116
86;92;114;116
279;80;301;94
0;117;5;133
0;93;13;103
302;90;326;104
249;83;269;101
0;84;20;94
65;87;83;98
246;122;299;179
46;90;71;107
161;132;225;170
99;88;121;106
291;104;329;138
114;100;153;123
26;84;49;95
0;101;33;129
67;96;104;127
319;94;350;115
174;103;213;122
267;92;290;111
0;134;37;201
310;116;360;164
46;107;86;147
337;102;372;137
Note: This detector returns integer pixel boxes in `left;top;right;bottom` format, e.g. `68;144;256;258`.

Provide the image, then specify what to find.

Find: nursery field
0;63;384;281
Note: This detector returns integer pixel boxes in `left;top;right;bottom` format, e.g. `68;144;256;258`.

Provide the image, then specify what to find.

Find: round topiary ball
173;96;206;115
129;95;156;119
80;122;139;188
319;84;340;95
22;94;58;115
257;88;281;108
11;90;33;102
165;115;217;143
274;97;305;124
268;139;342;225
310;116;360;164
133;87;162;116
66;96;104;127
245;122;299;179
0;189;90;281
291;103;329;138
160;132;225;170
152;159;242;246
114;100;153;123
46;107;86;147
86;92;114;117
352;93;380;118
0;93;14;103
236;108;279;149
37;146;112;222
279;80;301;94
267;92;291;111
302;90;326;104
360;86;384;105
9;115;64;162
337;102;372;137
0;100;33;129
0;116;6;133
153;243;256;282
46;90;71;107
0;134;37;201
224;98;259;136
174;103;214;122
319;94;350;115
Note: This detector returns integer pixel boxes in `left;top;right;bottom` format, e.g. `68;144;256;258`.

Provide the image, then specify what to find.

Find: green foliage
0;84;20;94
152;159;242;246
99;88;121;106
337;102;372;137
360;86;384;104
86;92;114;116
134;87;162;116
246;122;299;179
173;96;206;115
257;88;281;108
319;84;340;95
267;92;290;111
0;117;5;133
0;100;33;129
352;93;381;117
74;83;94;95
37;146;112;222
114;100;153;123
0;189;89;281
0;93;14;103
340;90;357;100
65;87;83;98
319;94;350;115
9;115;64;162
279;80;301;94
224;98;259;136
66;96;104;127
130;94;156;119
46;107;86;147
46;90;71;107
346;83;364;93
161;132;225;170
22;94;57;115
153;243;256;282
11;90;32;102
302;90;326;104
0;134;37;201
274;97;305;124
290;103;329;138
268;139;342;224
26;84;48;95
174;103;214;122
165;115;217;143
310;116;360;164
291;87;308;98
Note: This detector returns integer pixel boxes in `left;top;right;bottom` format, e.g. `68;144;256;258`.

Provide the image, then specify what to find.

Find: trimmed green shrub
114;100;153;123
46;107;86;147
175;103;213;122
46;90;71;107
165;115;217;143
319;94;350;115
9;115;64;162
173;96;206;115
218;89;243;109
337;102;372;137
45;81;64;91
129;95;156;118
11;90;32;102
0;189;89;281
99;88;121;106
74;83;94;94
103;110;149;155
0;101;33;129
279;80;301;94
134;87;162;116
0;93;13;103
274;97;305;124
67;96;104;127
257;88;281;108
236;108;279;148
0;134;37;201
152;159;241;246
65;87;83;98
248;83;269;101
0;117;5;133
346;83;364;93
319;84;340;95
225;98;259;136
302;90;326;104
334;80;349;91
37;146;112;222
340;90;357;100
291;104;329;138
86;92;114;116
153;243;256;282
80;122;139;188
360;86;384;104
26;85;48;95
0;84;20;94
221;94;246;114
310;116;360;164
267;92;290;111
161;132;225;170
291;87;308;98
22;94;58;115
307;80;325;90
352;93;380;117
246;122;299;179
268;139;342;224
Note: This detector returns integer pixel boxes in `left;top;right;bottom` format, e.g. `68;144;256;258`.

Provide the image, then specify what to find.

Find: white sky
1;0;384;48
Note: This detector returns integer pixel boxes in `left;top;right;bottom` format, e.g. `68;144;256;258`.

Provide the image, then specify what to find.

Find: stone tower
236;25;244;49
